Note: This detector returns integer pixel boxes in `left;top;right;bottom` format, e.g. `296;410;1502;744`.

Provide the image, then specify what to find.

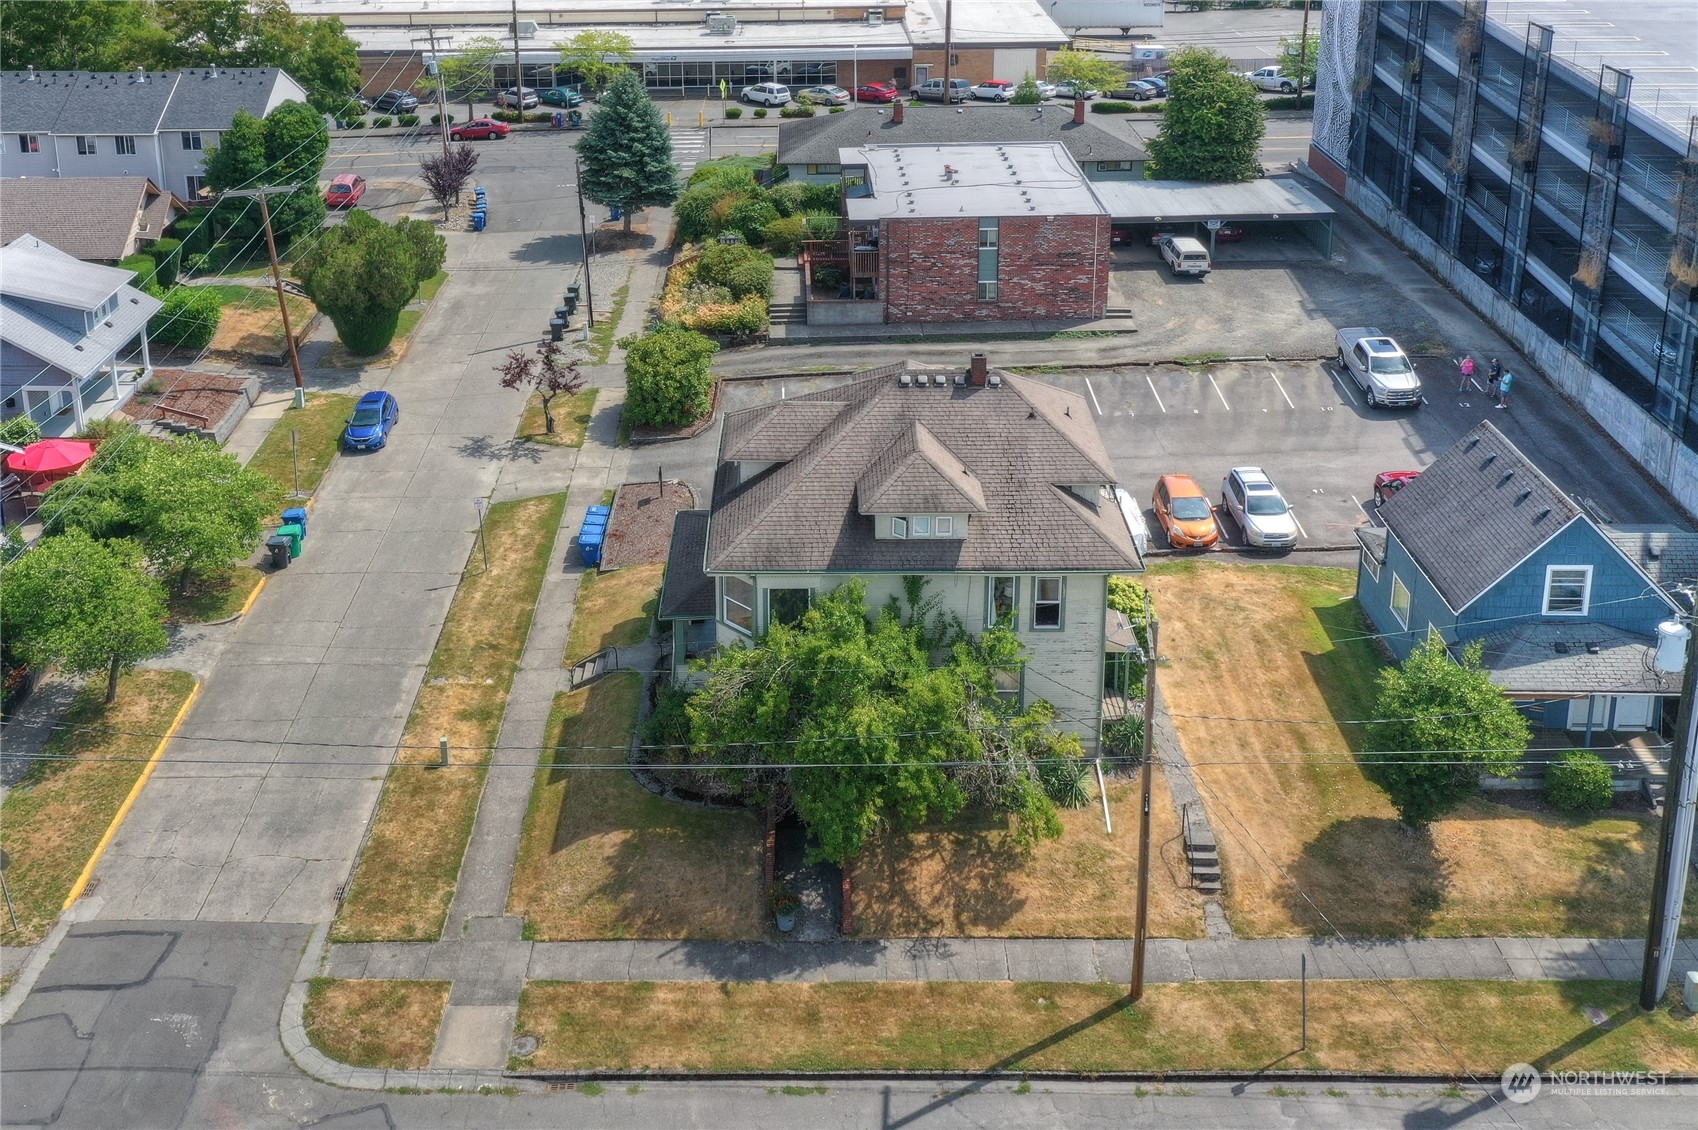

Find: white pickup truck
1336;328;1422;408
1242;67;1304;94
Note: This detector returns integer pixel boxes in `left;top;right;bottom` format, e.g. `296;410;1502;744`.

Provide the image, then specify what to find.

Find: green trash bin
276;523;304;558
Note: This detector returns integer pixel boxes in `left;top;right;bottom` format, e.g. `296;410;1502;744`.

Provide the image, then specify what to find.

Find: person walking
1487;357;1503;397
1496;369;1514;409
1458;355;1478;391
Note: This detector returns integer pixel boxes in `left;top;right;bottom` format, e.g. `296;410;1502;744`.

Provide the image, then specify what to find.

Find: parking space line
1329;365;1359;406
1146;374;1167;413
1291;510;1309;539
1085;377;1103;416
1209;374;1231;410
1269;369;1296;410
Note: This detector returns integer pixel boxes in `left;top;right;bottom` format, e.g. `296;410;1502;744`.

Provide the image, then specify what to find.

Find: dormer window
892;516;908;538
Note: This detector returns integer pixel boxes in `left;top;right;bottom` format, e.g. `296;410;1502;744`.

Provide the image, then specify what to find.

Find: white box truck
1042;1;1163;35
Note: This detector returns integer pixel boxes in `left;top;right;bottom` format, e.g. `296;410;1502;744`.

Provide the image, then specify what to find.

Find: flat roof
364;20;914;60
905;0;1067;46
843;141;1104;221
1088;175;1336;222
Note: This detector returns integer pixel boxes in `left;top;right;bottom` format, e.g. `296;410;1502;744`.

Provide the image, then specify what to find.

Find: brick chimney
1073;97;1086;125
893;97;905;125
969;353;989;386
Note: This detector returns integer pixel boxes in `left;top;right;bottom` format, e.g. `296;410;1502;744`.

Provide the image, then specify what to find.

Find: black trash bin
550;317;566;342
266;535;292;570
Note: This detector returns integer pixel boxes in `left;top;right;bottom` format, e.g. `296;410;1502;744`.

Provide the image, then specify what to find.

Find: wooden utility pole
1297;0;1313;105
226;186;305;408
941;0;953;99
574;154;595;329
1131;617;1158;1001
510;0;524;110
428;26;449;158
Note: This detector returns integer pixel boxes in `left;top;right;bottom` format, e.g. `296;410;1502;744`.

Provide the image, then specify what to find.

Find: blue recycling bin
586;505;611;519
281;507;308;537
579;531;603;566
473;212;486;232
568;109;583;128
552;111;564;128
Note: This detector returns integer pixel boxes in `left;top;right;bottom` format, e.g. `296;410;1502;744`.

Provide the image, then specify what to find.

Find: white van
1158;235;1212;276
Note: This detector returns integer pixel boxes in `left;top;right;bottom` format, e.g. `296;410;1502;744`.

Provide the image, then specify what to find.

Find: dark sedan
371;89;418;114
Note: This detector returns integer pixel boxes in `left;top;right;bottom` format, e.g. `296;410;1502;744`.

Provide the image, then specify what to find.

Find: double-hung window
977;217;999;301
181;131;203;151
987;576;1017;628
1543;565;1591;615
1390;575;1411;628
76;136;96;155
1032;577;1063;629
17;134;39;153
722;576;754;634
115;135;136;155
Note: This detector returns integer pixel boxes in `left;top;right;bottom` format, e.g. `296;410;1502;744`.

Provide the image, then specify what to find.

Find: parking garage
1091;176;1338;259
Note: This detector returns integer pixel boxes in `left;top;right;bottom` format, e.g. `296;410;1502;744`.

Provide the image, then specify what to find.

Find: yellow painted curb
237;571;270;619
62;680;202;910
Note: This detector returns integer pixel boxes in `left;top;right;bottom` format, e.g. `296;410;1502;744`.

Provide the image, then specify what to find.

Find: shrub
349;118;367;129
753;108;768;118
526;111;553;123
1102;716;1145;760
767;180;839;217
117;253;158;290
812;264;846;291
696;242;774;299
1263;94;1314;111
680;293;767;336
0;415;42;449
724;106;742;119
828;105;846;113
1039;757;1091;808
149;285;222;349
779;105;816;119
1544;750;1614;812
170;211;213;255
492;109;521;123
373;116;393;128
762;214;809;257
1092;101;1135;114
621;324;720;429
398;113;420;127
727;196;780;245
147;238;183;289
430;113;457;125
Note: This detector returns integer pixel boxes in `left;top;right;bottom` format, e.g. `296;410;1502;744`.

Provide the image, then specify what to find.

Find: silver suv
912;77;972;103
1220;467;1299;548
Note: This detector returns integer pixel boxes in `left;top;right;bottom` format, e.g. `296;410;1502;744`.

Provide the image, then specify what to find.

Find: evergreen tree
1145;45;1266;183
576;70;680;233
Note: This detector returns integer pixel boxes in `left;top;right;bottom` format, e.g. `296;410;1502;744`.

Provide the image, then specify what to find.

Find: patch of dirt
205;296;314;363
600;480;697;568
121;371;250;429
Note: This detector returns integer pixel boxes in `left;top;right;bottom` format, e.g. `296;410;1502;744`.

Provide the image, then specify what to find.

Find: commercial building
1311;0;1698;511
289;0;1070;99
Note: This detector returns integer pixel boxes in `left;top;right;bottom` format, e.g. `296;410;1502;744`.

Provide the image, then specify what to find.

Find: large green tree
1044;46;1125;93
576;70;680;233
558;29;635;93
1145;45;1266;183
1363;637;1531;827
432;34;507;120
620;324;718;429
0;531;168;703
668;579;1074;865
0;0;147;71
202;100;327;247
297;211;444;355
124;437;284;592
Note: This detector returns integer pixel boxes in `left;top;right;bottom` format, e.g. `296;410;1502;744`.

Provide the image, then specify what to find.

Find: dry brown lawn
1146;560;1696;938
508;672;765;939
564;564;663;665
853;766;1204;939
519;388;598;447
513;978;1698;1074
333;492;567;942
0;670;196;944
304;979;449;1069
205;291;316;362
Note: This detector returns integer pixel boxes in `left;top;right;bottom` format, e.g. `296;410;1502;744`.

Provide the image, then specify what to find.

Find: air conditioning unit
516;19;539;38
866;10;885;25
705;12;737;34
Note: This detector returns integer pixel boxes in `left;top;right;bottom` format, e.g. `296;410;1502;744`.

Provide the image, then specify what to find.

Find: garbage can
586;504;611;518
473;212;486;232
266;535;292;570
281;507;308;537
552;111;564;128
610;205;622;221
566;284;581;302
579;530;603;566
277;523;304;558
550;318;565;342
568;109;582;128
562;295;577;317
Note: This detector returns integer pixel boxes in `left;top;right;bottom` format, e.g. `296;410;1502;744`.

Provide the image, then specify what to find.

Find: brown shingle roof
856;421;989;515
659;510;715;620
706;365;1141;574
0;177;181;262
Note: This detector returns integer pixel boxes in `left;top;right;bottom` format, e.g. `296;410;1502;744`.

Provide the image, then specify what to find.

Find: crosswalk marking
672;129;707;177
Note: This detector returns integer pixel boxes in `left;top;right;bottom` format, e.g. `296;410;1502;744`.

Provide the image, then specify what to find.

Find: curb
713;355;1335;381
505;1067;1698;1086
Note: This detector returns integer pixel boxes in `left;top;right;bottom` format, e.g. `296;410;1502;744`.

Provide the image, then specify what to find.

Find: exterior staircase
1183;802;1222;894
768;300;807;327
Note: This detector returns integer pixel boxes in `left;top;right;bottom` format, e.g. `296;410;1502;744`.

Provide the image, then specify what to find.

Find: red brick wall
880;213;1109;323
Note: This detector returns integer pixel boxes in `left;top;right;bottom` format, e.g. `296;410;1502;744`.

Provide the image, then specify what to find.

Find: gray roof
844;141;1104;222
1089;175;1336;222
160;68;295;129
1601;525;1698;589
1379;421;1582;611
0;235;162;379
659;510;715;620
1475;622;1678;696
0;71;178;134
706;362;1140;575
777;105;1145;169
0;178;181;262
1355;524;1388;562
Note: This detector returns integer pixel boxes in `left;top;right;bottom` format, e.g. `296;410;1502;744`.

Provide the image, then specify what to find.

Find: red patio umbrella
6;439;97;488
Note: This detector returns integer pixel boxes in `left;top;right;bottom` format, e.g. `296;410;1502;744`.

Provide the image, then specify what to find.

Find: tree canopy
653;579;1079;865
297;211;445;355
432;34;507;119
576;70;680;231
420;144;481;219
559;30;635;92
1145;45;1266;183
620;324;718;429
1044;46;1126;93
0;530;168;703
498;339;586;435
1363;637;1530;827
202;100;328;247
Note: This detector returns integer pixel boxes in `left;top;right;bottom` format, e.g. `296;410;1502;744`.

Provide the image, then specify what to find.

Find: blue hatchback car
343;390;399;450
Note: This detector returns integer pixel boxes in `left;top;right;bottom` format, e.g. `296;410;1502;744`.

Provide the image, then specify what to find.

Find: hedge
149;286;222;350
724;106;743;119
1091;101;1136;114
753;108;768;118
779;105;816;118
430;113;457;125
1544;750;1614;813
170;211;214;255
398;113;420;127
373;116;393;128
696;242;774;299
148;238;183;289
118;253;158;291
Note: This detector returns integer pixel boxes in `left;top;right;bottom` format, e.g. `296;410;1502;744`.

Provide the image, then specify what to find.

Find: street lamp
852;43;859;97
558;159;596;331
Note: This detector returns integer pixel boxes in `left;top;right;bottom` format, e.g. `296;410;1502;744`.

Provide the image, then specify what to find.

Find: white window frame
1390;574;1411;628
182;131;203;150
987;576;1018;629
993;666;1022;705
891;516;907;539
1542;565;1592;616
913;515;932;537
18;134;38;153
115;135;136;155
722;576;754;635
935;515;953;536
76;136;95;155
1032;576;1064;630
1361;544;1381;581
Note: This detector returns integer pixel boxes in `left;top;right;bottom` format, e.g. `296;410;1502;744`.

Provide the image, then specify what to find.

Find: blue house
1356;421;1697;736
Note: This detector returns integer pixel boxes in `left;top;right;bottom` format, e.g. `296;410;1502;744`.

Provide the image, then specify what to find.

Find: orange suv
1153;474;1221;549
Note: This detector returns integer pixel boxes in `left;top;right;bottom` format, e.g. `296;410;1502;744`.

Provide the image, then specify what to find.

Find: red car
854;81;901;103
323;173;366;208
450;117;511;141
1374;471;1420;505
1214;223;1247;242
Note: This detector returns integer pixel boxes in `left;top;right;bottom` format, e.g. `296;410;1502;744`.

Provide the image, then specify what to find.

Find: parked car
1336;327;1422;407
449;117;510;141
971;79;1016;102
1152;474;1221;549
1051;81;1098;100
1122;80;1163;101
1220;467;1299;549
853;81;902;103
1374;470;1421;505
741;82;792;106
798;85;851;106
323;173;366;208
1242;67;1312;93
343;391;399;451
1142;76;1169;95
495;87;539;109
912;77;972;103
1110;224;1138;246
371;89;418;114
1213;222;1247;243
1159;235;1213;276
538;87;585;107
1034;80;1059;99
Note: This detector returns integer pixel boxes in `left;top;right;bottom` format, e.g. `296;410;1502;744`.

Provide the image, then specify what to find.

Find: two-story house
1356;420;1698;737
1;67;308;202
0;177;186;263
659;355;1146;752
1;234;163;435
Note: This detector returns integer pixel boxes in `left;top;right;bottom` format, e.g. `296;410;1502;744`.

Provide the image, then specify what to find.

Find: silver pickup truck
1336;327;1422;408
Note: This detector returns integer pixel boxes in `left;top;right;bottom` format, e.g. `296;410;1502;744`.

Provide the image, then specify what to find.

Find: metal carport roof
1089;176;1336;223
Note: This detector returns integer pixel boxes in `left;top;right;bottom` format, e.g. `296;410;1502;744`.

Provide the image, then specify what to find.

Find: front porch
6;342;153;438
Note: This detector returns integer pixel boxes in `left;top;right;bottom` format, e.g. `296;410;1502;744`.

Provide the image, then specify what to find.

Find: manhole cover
510;1035;539;1057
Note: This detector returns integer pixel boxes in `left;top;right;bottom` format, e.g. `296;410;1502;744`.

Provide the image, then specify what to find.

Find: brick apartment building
813;131;1110;326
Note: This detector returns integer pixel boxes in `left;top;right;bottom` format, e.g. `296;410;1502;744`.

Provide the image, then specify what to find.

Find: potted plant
771;883;800;932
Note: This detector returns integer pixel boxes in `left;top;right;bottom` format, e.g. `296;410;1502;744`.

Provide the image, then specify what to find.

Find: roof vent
866;9;885;25
1586;641;1601;654
1501;469;1516;484
1518;488;1532;502
898;373;911;387
705;11;737;34
1537;506;1552;519
1482;452;1496;466
954;373;965;386
916;374;929;387
988;373;1002;388
132;68;145;83
1554;641;1570;654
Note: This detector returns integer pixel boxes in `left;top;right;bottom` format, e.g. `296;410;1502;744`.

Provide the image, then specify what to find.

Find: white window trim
986;576;1018;629
722;576;754;635
913;515;933;537
935;515;954;536
891;515;907;539
1361;544;1381;581
1032;576;1064;631
1390;574;1411;628
1542;564;1592;616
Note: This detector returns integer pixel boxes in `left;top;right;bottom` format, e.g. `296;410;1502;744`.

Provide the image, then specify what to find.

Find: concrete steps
1183;804;1222;894
769;301;807;326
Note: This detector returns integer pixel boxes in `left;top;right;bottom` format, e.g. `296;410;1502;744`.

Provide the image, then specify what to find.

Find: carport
1091;176;1336;258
